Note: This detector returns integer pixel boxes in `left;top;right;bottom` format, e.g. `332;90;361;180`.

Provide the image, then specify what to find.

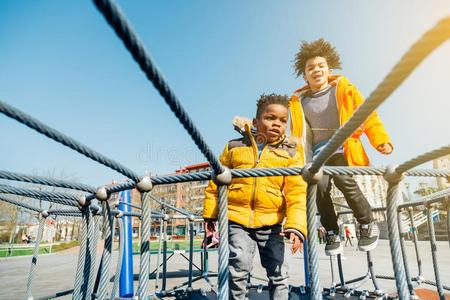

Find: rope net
0;2;449;299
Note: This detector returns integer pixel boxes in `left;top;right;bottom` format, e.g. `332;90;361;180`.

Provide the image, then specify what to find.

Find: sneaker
358;223;379;251
325;231;343;256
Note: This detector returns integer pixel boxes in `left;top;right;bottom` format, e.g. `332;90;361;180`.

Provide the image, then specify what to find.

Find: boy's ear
252;118;258;127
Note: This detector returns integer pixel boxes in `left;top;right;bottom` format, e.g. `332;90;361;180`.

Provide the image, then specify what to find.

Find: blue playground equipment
118;190;134;298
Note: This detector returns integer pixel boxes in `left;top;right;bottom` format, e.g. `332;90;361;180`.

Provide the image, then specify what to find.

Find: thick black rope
0;184;79;207
92;0;223;174
397;144;450;173
309;17;450;174
0;194;42;213
0;170;96;193
145;166;449;187
0;100;140;183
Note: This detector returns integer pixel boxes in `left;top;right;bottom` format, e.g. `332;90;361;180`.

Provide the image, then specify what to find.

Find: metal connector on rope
301;163;323;184
40;210;49;218
77;195;90;207
90;203;102;216
212;166;232;186
95;186;109;201
383;165;405;184
136;176;153;192
115;210;124;218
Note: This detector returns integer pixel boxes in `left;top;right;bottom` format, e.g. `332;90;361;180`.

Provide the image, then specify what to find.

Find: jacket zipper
249;135;261;227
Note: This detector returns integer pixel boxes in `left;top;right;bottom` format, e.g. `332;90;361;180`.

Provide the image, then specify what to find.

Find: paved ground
0;240;449;299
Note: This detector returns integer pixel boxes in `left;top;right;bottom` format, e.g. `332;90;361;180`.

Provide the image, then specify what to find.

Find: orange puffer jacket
290;75;393;166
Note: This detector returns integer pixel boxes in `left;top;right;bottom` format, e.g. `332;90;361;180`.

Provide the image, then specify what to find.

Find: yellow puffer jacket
290;75;393;166
203;125;307;238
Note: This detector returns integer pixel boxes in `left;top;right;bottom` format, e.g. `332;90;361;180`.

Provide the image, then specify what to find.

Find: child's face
303;56;332;92
253;104;288;143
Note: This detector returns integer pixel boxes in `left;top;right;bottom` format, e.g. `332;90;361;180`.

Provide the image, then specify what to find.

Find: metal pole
119;190;134;298
329;255;336;296
366;251;381;294
26;215;46;300
162;219;168;293
303;240;310;287
408;207;423;278
337;254;345;288
426;205;445;299
188;221;194;289
155;211;165;290
446;198;450;248
397;209;417;298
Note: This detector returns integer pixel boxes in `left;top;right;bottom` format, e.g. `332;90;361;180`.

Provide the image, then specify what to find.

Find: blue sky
1;1;449;189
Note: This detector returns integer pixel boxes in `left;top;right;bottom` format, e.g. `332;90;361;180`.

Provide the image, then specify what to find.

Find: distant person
22;233;28;244
318;226;326;244
202;222;219;249
289;38;393;255
203;94;307;300
344;226;353;247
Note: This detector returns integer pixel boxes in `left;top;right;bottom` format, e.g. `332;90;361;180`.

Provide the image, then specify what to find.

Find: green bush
52;240;79;252
0;240;79;257
0;232;11;243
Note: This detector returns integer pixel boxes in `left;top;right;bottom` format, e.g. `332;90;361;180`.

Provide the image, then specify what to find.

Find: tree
414;182;439;197
0;200;19;243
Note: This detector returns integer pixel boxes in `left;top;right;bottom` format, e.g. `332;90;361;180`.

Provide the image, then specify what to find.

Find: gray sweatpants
228;221;289;300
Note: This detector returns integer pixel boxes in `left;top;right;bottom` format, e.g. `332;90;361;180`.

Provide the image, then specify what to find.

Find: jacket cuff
203;217;217;222
283;228;305;242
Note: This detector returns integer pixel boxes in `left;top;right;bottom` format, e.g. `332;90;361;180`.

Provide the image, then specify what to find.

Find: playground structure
0;0;450;299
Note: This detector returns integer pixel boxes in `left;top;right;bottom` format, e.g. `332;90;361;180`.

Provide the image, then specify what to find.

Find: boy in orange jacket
289;39;393;255
204;94;307;300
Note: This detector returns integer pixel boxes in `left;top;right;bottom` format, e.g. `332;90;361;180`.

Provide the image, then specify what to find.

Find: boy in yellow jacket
204;94;307;300
290;39;393;255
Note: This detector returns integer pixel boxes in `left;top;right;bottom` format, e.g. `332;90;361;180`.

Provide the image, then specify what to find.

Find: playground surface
0;239;448;299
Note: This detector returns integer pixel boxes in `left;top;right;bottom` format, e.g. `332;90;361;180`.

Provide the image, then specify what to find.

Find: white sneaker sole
325;244;343;256
358;239;379;252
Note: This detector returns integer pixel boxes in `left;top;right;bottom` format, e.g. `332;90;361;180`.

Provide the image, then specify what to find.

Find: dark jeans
345;236;353;246
314;153;373;232
228;222;288;300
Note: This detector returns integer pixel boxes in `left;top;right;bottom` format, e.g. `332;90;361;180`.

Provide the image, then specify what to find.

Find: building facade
151;162;211;236
433;154;450;189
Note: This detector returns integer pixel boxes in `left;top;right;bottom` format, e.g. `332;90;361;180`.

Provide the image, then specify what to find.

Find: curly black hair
256;93;289;118
293;38;342;77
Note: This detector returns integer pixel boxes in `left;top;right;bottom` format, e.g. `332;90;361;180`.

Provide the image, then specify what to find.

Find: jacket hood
293;75;347;98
